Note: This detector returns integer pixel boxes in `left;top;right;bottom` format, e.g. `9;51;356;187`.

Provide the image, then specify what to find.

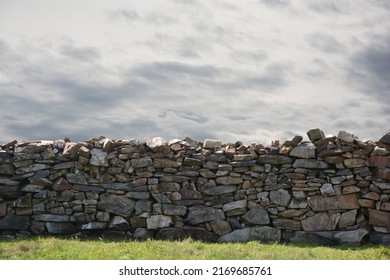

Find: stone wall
1;129;390;245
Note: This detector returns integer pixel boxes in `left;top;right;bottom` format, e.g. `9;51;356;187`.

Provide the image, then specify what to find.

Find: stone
90;148;108;166
258;155;293;165
0;185;23;199
154;158;181;168
222;200;247;212
380;203;390;212
379;132;390;145
370;232;390;245
210;220;232;235
233;154;255;161
203;139;222;149
66;173;88;185
372;181;390;190
369;209;390;228
14;193;32;208
33;214;70;222
22;184;45;192
0;203;6;217
302;213;340;231
216;176;243;185
338;209;357;229
0;215;31;230
231;160;257;167
270;189;291;207
203;185;237;196
133;228;153;240
0;163;14;175
146;137;171;153
320;183;335;196
146;215;172;229
285;231;337;245
344;158;367;168
126;192;150;200
282;135;303;147
338;131;356;143
162;204;187;216
183;157;202;166
109;216;130;230
358;199;375;208
53;178;72;191
273;219;301;230
241;206;270;225
308;194;359;211
293;159;330;169
334;228;369;245
156;228;188;241
102;183;133;192
186;206;225;224
279;209;306;218
290;143;316;159
218;226;281;243
152;194;171;203
97;193;135;217
15;164;50;174
186;228;218;242
307;128;325;142
73;184;104;193
131;157;153;168
46;222;77;234
81;222;107;230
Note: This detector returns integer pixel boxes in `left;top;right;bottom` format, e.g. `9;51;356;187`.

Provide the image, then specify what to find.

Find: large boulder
218;226;281;243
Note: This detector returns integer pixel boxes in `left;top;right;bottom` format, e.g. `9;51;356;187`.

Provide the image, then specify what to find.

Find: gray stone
126;192;150;200
135;201;152;215
156;228;188;241
293;159;330;169
290;143;316;159
203;185;237;196
131;157;153;168
81;222;107;230
33;214;70;222
102;183;133;191
0;163;14;175
0;185;22;199
66;173;88;185
270;189;291;207
302;213;340;231
222;200;247;212
146;137;171;153
216;176;243;185
15;164;50;174
334;228;369;245
0;215;31;230
73;184;104;193
320;183;335;196
133;228;153;240
186;206;225;224
370;232;390;245
97;193;135;217
203;139;222;149
186;228;218;242
0;177;19;185
90;148;108;166
285;231;337;245
147;215;172;229
338;131;356;143
273;219;301;230
109;216;130;230
218;226;281;243
307;128;325;142
258;155;293;165
154;158;181;168
152;194;171;203
338;209;357;229
46;222;77;234
162;204;187;216
210;220;232;235
231;160;257;167
241;206;270;225
308;194;359;211
22;184;45;193
53;178;72;191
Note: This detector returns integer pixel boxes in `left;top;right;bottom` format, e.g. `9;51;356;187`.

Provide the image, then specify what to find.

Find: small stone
186;206;225;224
146;137;171;153
290;143;316;159
90;149;108;166
338;209;357;228
203;185;237;196
307;128;325;142
146;215;172;229
203;139;222;149
241;206;270;225
344;158;367;168
222;200;247;212
338;131;356;143
273;219;301;230
293;159;330;169
301;212;340;231
270;189;291;207
66;173;88;185
210;220;232;235
109;216;130;230
216;176;243;185
320;183;335;197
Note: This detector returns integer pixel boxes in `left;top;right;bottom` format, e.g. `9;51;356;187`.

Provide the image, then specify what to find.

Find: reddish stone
369;209;390;227
308;194;359;211
0;203;6;217
368;156;390;167
344;158;367;168
358;199;375;208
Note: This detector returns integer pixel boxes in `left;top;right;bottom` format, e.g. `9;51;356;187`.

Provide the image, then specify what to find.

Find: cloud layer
0;0;389;144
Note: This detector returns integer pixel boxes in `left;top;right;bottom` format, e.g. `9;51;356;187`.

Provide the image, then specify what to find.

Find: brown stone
368;156;390;167
308;194;359;211
0;203;7;217
344;158;367;168
273;219;302;230
358;199;375;208
380;202;390;212
216;176;243;185
302;213;340;231
369;209;390;227
210;220;232;235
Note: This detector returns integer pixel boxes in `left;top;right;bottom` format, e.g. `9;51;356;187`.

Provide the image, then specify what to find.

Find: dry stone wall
1;129;390;245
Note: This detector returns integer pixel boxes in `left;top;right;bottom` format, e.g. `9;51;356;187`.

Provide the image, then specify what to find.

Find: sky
0;0;389;145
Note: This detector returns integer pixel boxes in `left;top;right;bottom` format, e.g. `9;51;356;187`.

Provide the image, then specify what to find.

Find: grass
0;237;389;260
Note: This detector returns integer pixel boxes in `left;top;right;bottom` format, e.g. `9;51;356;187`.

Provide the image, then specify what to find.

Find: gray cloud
108;9;140;21
60;45;101;62
306;33;345;54
307;1;351;15
260;0;290;8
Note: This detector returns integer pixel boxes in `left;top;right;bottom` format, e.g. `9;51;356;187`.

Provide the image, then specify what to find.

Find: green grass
0;237;389;260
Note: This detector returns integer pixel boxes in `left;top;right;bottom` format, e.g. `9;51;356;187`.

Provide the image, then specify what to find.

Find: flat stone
0;177;19;186
338;131;356;143
307;128;325;142
186;228;218;242
368;156;390;167
320;183;335;196
290;143;316;159
53;178;72;191
241;206;270;225
339;209;357;229
282;135;303;147
81;222;107;230
222;199;247;212
285;231;336;245
258;155;293;165
131;157;153;168
203;185;237;196
369;209;390;228
0;215;31;230
15;164;50;174
270;189;291;207
156;228;188;241
231;160;257;167
334;228;369;245
372;181;390;190
33;214;70;222
152;194;171;203
233;154;255;161
379;132;390;145
162;204;187;216
63;142;82;159
308;194;359;211
370;232;390;245
203;139;222;149
135;201;152;215
90;148;108;166
218;226;281;243
14;193;32;208
109;216;130;230
73;184;104;193
186;206;225;224
293;159;330;169
46;222;77;234
97;193;135;217
273;219;301;230
146;215;172;229
154;158;181;168
183;157;202;166
146;137;171;153
22;184;45;192
279;209;306;218
102;183;134;192
302;213;340;231
125;192;150;200
53;161;74;170
210;220;232;235
0;163;14;175
0;203;6;217
66;173;88;185
344;158;367;168
216;176;243;185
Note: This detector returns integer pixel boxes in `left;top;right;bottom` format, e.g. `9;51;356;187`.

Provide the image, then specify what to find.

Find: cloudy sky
0;0;389;145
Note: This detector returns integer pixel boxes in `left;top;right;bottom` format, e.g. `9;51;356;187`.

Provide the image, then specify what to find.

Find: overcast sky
0;0;389;145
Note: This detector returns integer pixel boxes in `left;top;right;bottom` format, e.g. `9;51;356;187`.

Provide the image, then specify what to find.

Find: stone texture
320;183;335;197
338;131;356;143
218;226;281;243
344;158;367;168
290;143;316;159
241;206;270;225
203;139;222;149
0;215;31;230
273;219;301;230
307;128;325;142
162;204;187;216
293;159;330;169
216;176;243;185
210;220;232;235
156;228;188;241
203;185;237;196
186;206;225;224
46;222;77;234
302;213;340;231
131;157;153;168
146;137;171;153
109;216;130;230
369;209;390;228
258;155;293;165
146;215;172;229
308;194;359;211
222;200;247;212
270;189;291;207
334;228;369;245
97;194;135;217
338;209;357;229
